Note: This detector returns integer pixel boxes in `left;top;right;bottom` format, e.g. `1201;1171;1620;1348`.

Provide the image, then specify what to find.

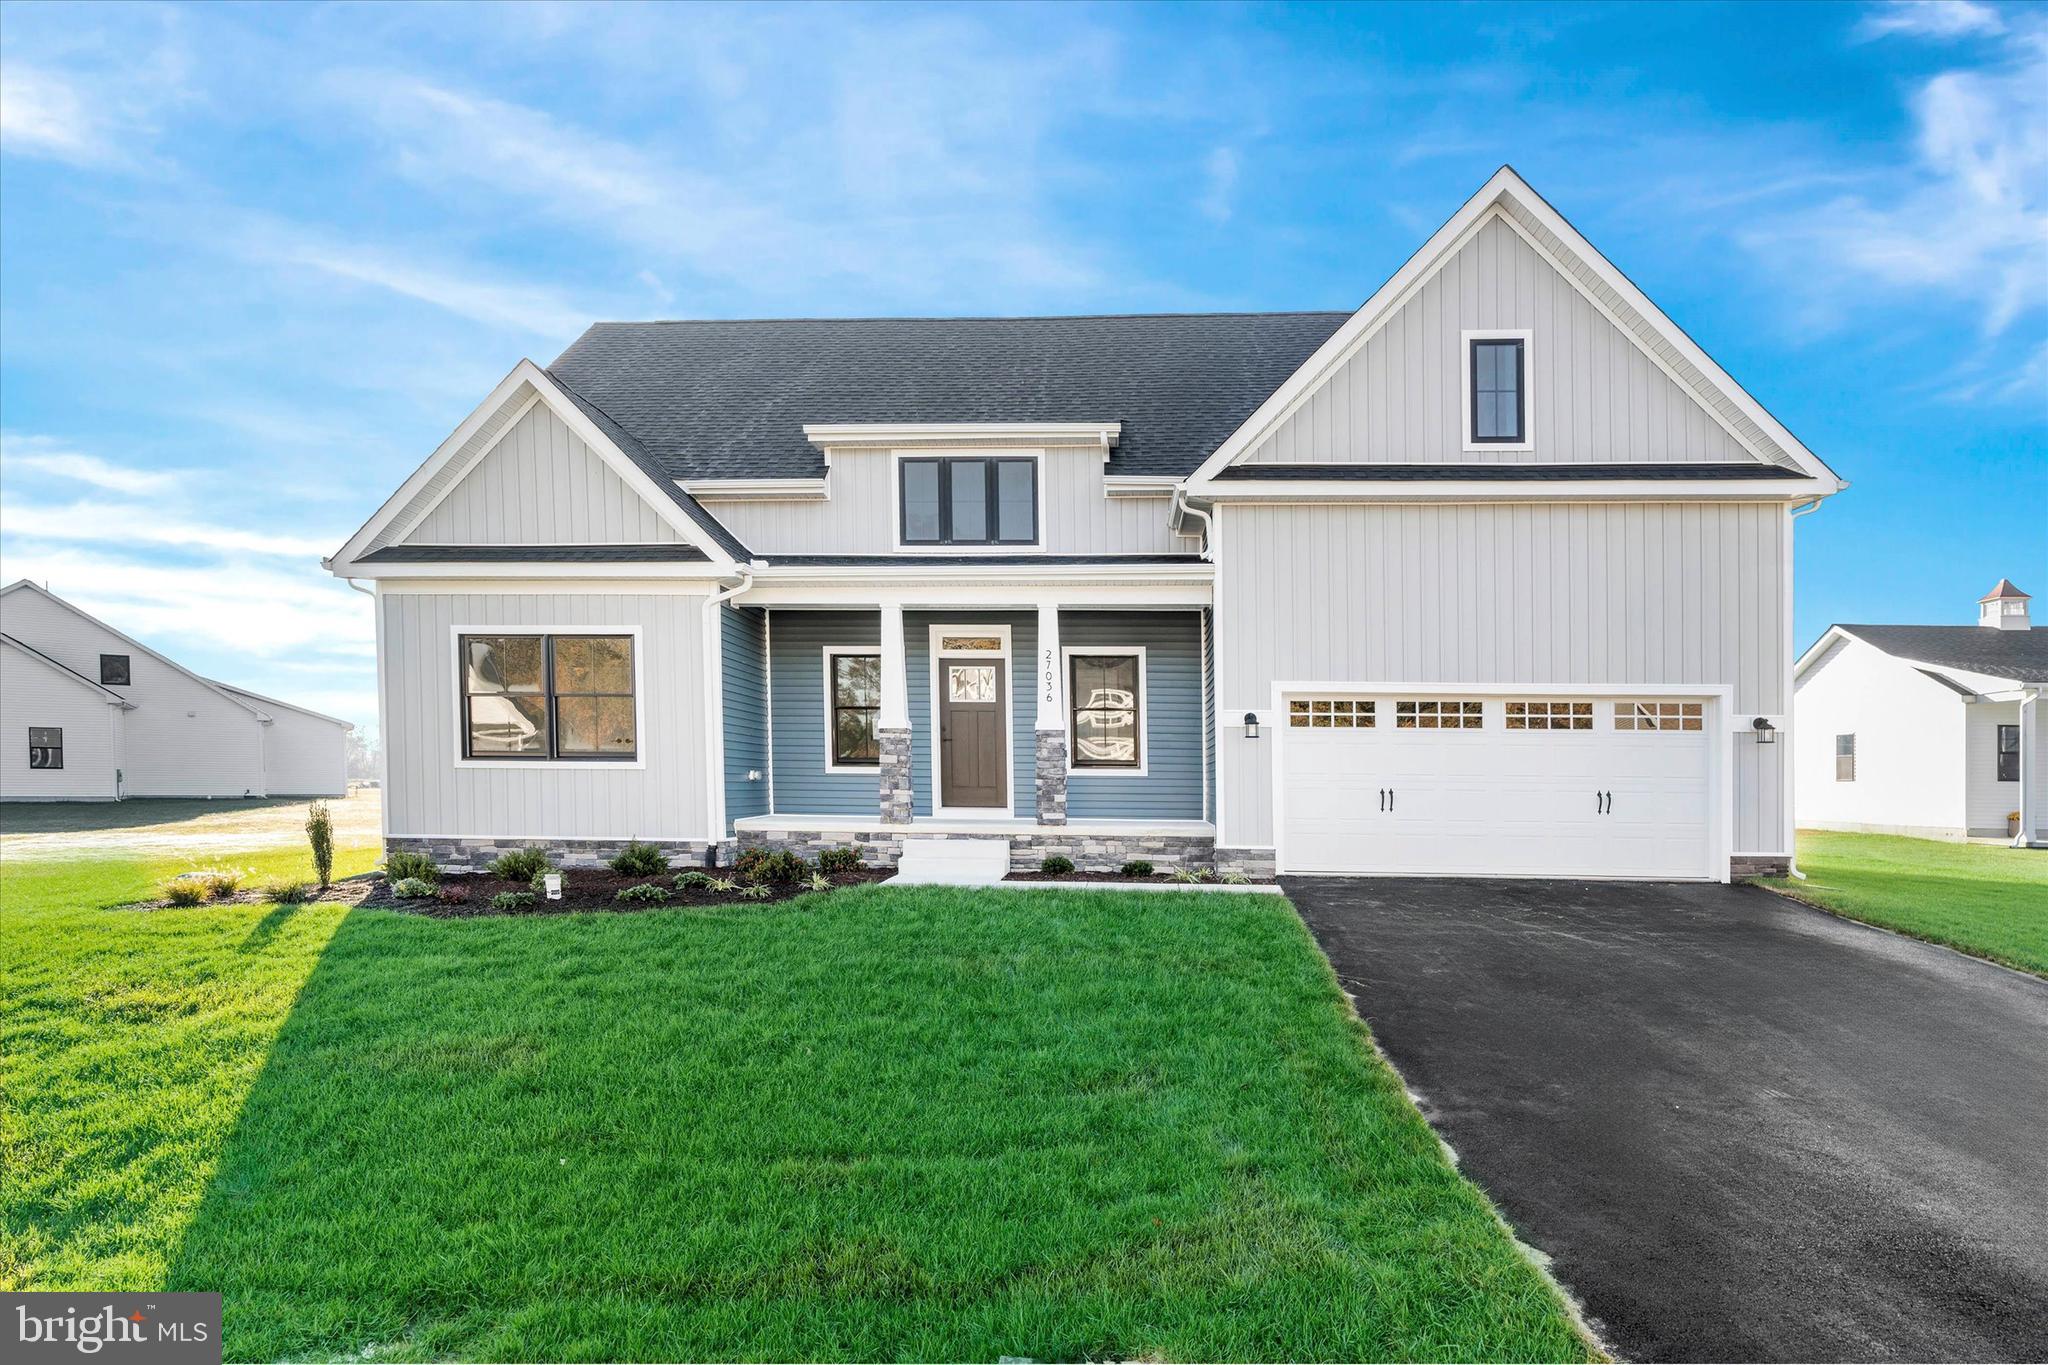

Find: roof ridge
576;310;1357;327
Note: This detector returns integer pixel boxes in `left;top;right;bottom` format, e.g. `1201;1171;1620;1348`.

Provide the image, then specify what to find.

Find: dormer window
898;455;1038;548
1463;329;1532;451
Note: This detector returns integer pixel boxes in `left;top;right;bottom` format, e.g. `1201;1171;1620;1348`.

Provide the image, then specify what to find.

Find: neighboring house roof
0;580;270;719
1212;462;1806;482
546;312;1351;481
1981;578;2030;601
1915;668;1980;698
358;543;710;563
1824;625;2048;684
211;682;354;729
0;632;135;706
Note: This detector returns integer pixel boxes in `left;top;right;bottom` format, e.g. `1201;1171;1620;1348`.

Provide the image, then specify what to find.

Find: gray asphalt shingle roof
360;544;709;563
1213;462;1804;482
547;312;1353;481
1840;625;2048;683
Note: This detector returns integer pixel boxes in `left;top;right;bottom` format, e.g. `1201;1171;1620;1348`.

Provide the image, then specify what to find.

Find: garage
1276;690;1723;880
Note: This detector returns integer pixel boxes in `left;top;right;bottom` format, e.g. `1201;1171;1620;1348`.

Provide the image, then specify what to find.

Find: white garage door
1279;695;1716;880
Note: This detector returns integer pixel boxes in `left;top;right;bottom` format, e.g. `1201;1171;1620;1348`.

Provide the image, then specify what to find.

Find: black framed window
1069;653;1140;768
1997;724;2019;782
1835;733;1856;782
460;633;635;760
99;654;130;686
830;652;880;766
900;457;1036;546
1470;338;1525;443
28;727;63;770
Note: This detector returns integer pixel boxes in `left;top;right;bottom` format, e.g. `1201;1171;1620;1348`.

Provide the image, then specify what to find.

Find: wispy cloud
1;435;186;494
0;20;190;170
6;498;340;558
1199;146;1241;223
1856;0;2006;42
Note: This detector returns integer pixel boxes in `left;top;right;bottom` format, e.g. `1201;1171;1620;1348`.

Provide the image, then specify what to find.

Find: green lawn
1;850;1589;1363
1764;831;2048;977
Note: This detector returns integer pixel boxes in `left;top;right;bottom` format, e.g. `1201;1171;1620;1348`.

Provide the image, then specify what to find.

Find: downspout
1784;498;1825;879
1173;488;1214;562
702;567;756;860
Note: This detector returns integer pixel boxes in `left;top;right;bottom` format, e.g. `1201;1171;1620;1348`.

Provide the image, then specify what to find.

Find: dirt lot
0;789;382;859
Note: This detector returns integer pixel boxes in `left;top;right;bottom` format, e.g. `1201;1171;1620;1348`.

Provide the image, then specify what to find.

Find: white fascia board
343;561;736;582
1185;166;1844;493
745;560;1212;582
1102;475;1180;497
1792;625;1852;680
681;477;830;501
1184;479;1836;503
0;580;267;718
804;421;1121;457
739;578;1213;609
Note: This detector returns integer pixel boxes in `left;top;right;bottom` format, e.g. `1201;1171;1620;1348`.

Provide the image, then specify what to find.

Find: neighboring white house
0;580;353;801
1794;581;2044;845
328;166;1845;882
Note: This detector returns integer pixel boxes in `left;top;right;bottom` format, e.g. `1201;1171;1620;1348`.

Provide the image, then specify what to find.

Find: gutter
700;566;756;850
1784;498;1826;879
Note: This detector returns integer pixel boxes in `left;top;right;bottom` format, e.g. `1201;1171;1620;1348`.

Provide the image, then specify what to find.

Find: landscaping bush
1040;855;1075;876
816;846;863;877
306;801;334;888
706;877;739;894
489;847;552;882
258;879;313;905
437;885;471;905
807;872;833;893
609;841;670;876
161;876;207;907
391;877;436;900
490;890;536;911
616;883;671;904
383;850;439;883
1219;870;1251;885
736;884;772;900
736;847;810;884
174;868;243;901
1170;867;1212;884
1120;860;1154;878
673;871;715;890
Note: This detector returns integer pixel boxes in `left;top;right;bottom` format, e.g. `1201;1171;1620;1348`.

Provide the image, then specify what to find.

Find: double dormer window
899;456;1037;548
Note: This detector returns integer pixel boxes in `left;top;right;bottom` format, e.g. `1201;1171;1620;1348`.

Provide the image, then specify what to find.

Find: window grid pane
1396;699;1483;729
1472;339;1524;442
1616;701;1703;733
830;653;881;766
1070;654;1140;766
460;633;634;760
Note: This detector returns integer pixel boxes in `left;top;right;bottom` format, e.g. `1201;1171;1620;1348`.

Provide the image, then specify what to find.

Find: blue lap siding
767;609;881;815
720;604;769;826
1061;610;1205;821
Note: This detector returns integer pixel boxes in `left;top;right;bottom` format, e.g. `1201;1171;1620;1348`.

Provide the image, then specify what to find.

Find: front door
939;660;1006;809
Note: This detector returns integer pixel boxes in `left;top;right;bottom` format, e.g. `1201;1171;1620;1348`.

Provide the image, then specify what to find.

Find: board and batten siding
379;590;712;840
1061;611;1205;820
1244;215;1756;467
721;605;770;825
1215;501;1790;854
401;401;684;546
704;448;1198;555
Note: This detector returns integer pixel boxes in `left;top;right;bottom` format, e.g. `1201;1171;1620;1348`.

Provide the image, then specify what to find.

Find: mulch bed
369;865;895;917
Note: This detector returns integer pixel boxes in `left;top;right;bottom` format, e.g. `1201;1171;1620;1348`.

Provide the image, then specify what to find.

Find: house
1793;581;2044;845
325;167;1843;882
0;580;354;802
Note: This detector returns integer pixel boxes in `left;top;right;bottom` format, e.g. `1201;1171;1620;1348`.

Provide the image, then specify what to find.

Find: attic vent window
99;654;130;686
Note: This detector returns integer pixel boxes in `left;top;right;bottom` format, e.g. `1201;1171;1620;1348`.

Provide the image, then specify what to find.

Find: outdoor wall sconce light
1751;716;1777;745
543;872;563;899
1243;711;1261;740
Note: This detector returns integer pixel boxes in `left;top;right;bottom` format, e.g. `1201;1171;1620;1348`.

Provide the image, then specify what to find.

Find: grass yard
1764;831;2048;977
1;849;1590;1363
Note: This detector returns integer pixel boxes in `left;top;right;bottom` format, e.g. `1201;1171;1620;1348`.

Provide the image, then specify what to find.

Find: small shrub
1219;870;1252;885
489;847;552;882
1119;860;1154;878
609;841;670;876
1169;867;1212;884
807;872;833;893
178;867;243;900
490;890;537;911
162;876;206;907
383;850;440;883
391;877;436;900
616;882;671;904
529;865;567;896
732;847;770;883
706;877;740;894
437;885;471;905
1040;855;1075;876
816;846;863;877
306;801;334;888
734;847;809;884
259;879;313;904
736;884;772;900
674;870;715;890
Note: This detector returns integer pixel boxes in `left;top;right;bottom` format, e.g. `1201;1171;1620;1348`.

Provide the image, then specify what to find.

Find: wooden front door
939;660;1006;809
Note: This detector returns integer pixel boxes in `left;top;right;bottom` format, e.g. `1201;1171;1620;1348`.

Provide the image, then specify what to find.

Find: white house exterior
328;167;1844;881
1794;581;2045;844
0;581;353;801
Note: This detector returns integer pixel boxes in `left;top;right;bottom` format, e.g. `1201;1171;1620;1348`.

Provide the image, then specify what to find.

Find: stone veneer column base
1213;846;1278;880
385;836;722;874
878;727;914;825
1730;854;1791;878
1034;730;1068;825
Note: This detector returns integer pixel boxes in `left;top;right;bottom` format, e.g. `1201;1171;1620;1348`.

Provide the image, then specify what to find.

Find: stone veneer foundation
385;836;725;874
1730;854;1792;878
1212;846;1279;880
1034;730;1068;825
877;728;914;824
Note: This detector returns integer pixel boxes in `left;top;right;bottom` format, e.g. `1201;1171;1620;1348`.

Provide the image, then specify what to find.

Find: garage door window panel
1616;701;1703;733
1396;700;1483;730
1290;698;1375;729
1508;701;1593;731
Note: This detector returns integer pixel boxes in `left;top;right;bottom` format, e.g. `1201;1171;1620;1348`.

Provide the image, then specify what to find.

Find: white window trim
1836;732;1856;782
448;624;647;770
927;623;1016;818
1062;645;1149;777
891;450;1046;554
1461;328;1535;453
822;645;883;775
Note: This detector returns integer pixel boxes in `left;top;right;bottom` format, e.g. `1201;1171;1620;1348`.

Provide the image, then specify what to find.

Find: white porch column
876;600;913;825
1034;602;1068;824
2018;689;2039;848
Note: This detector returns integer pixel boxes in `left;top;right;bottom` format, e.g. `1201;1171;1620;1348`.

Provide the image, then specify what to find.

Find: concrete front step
892;835;1012;886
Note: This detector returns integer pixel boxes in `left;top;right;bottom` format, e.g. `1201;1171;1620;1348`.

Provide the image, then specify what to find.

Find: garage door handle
1378;788;1385;811
1388;788;1394;811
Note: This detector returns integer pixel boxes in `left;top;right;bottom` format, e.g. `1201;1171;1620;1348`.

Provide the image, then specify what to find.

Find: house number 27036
1043;648;1055;704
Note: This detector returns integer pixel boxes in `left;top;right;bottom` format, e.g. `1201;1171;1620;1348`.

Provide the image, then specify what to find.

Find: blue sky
2;0;2042;741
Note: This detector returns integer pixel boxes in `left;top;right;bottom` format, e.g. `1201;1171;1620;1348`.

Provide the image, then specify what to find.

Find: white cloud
0;63;114;164
5;499;340;559
249;226;594;338
1856;1;2006;42
1199;146;1240;223
0;20;190;170
1;435;187;494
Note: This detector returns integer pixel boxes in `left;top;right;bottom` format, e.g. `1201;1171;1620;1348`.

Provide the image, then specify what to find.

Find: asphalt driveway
1286;877;2048;1363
